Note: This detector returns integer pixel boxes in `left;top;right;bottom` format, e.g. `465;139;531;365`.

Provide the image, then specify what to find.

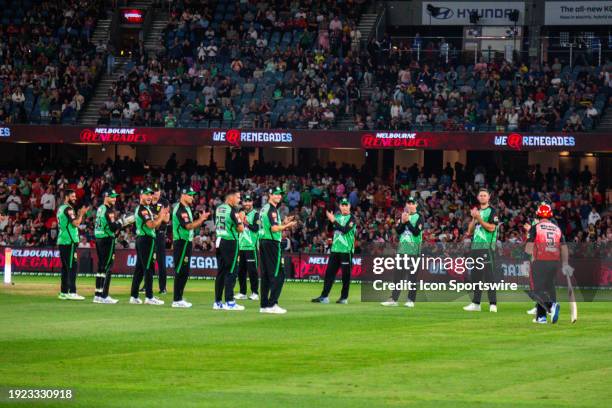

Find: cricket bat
566;275;578;323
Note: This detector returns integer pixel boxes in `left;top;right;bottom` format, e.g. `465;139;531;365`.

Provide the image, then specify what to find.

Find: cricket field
1;276;611;407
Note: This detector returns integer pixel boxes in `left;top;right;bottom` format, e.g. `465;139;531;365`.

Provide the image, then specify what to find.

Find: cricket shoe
234;293;247;300
225;301;245;311
129;297;143;304
98;297;117;304
158;289;167;295
67;293;85;301
93;296;104;304
489;305;497;313
311;296;329;304
404;301;415;308
212;302;225;310
259;307;271;313
172;300;192;308
527;307;537;315
463;303;481;312
532;316;547;324
145;297;164;305
336;298;348;305
267;304;287;314
248;293;259;301
381;300;398;307
58;293;69;300
549;303;560;324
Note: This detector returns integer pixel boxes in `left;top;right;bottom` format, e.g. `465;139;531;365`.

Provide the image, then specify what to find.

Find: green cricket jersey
259;203;281;241
57;204;79;245
94;205;117;239
215;203;239;240
239;209;259;250
398;212;423;255
471;206;498;250
172;203;194;242
331;213;356;253
135;205;156;238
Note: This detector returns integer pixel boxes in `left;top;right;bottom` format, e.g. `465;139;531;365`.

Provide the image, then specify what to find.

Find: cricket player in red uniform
525;202;571;324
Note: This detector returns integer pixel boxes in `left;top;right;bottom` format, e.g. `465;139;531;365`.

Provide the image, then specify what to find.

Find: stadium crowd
0;0;109;125
0;0;609;133
358;37;612;132
0;154;609;253
95;0;611;132
97;0;367;129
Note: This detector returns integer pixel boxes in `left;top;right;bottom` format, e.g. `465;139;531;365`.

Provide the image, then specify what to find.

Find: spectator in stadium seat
11;88;26;106
223;105;236;124
586;103;598;122
139;91;151;111
506;108;519;131
287;188;301;210
588;207;601;226
6;189;22;217
564;111;584;131
164;112;177;128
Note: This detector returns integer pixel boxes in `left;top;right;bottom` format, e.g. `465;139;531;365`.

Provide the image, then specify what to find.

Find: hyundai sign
422;2;525;25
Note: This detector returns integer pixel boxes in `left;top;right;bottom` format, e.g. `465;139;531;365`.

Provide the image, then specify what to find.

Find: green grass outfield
1;276;611;408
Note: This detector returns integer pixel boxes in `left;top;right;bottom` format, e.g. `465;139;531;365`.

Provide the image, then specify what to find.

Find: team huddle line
54;185;573;322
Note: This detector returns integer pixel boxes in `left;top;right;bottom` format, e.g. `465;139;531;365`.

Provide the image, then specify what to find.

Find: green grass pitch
1;276;611;407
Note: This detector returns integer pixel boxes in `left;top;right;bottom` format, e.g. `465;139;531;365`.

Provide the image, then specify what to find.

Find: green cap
152;183;161;192
140;187;154;195
180;187;197;196
243;194;253;201
406;197;417;204
269;187;284;195
339;198;350;205
103;189;119;198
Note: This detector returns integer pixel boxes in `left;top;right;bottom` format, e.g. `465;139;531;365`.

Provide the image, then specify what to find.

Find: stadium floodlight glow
4;247;11;285
426;4;441;17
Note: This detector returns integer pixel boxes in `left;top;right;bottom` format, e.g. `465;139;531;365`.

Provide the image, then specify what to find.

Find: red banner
0;248;367;279
0;125;610;151
291;254;363;279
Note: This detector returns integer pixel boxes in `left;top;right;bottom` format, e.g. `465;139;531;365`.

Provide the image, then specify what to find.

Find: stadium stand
357;39;612;132
0;155;608;251
96;0;368;129
0;0;108;125
1;0;608;132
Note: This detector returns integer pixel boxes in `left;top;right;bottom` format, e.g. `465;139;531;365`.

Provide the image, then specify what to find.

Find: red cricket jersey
528;219;564;261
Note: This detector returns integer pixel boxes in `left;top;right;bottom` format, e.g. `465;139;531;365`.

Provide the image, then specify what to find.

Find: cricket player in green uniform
381;197;423;307
235;194;260;301
129;187;168;305
463;188;500;313
93;189;123;304
259;187;297;314
214;190;245;310
151;185;170;294
57;189;89;300
171;187;210;308
312;198;356;304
